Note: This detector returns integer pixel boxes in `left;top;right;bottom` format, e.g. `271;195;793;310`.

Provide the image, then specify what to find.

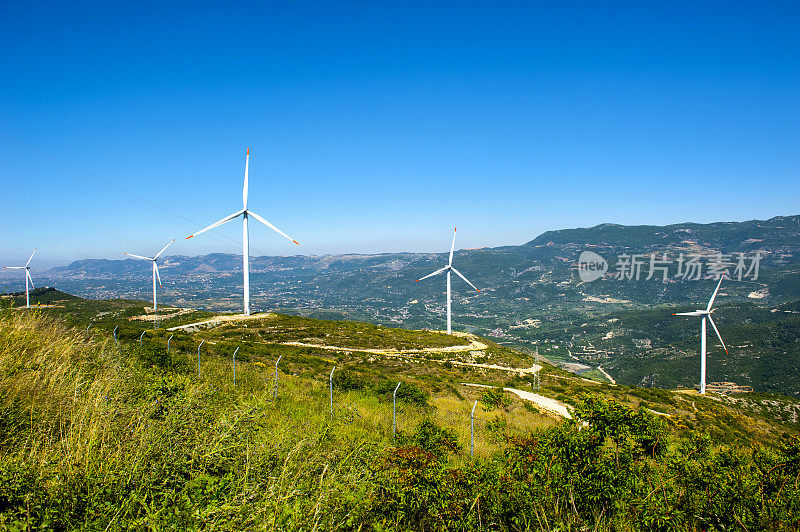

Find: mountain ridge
37;214;800;275
3;214;798;395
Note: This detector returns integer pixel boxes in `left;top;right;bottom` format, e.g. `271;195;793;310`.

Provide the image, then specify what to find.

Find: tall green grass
2;310;799;531
0;310;511;529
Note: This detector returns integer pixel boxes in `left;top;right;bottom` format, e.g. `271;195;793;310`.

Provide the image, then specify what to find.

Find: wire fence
87;323;550;458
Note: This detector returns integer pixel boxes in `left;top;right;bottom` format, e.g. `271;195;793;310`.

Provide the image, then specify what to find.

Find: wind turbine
186;148;299;316
123;239;174;324
673;276;729;394
415;228;479;334
4;248;37;308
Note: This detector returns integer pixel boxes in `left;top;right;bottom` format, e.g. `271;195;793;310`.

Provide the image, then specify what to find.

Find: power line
0;131;276;256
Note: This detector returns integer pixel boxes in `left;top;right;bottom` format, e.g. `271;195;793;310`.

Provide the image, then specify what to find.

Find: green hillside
22;214;800;398
2;299;800;530
515;299;800;397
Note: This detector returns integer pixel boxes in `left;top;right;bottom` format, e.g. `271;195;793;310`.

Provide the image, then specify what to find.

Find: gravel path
167;313;542;377
461;382;573;419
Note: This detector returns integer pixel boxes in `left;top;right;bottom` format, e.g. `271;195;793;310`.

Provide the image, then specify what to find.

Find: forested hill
3;215;799;396
526;214;800;249
30;214;800;310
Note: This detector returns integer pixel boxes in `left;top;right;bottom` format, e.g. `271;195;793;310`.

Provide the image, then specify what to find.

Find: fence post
274;355;283;399
86;323;91;335
471;400;478;457
138;331;145;343
393;382;401;438
233;347;239;385
198;340;205;377
329;366;336;416
167;334;173;353
113;325;118;344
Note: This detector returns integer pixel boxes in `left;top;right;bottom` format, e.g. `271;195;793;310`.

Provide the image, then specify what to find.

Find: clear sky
1;1;798;266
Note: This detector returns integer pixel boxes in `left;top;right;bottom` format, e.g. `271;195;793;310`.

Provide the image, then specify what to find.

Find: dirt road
461;382;573;419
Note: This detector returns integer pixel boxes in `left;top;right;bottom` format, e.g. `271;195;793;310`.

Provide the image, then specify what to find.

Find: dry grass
0;310;540;529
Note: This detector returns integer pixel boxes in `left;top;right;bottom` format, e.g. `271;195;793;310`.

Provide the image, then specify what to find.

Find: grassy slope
5;290;800;442
0;310;557;529
2;296;800;529
199;312;470;350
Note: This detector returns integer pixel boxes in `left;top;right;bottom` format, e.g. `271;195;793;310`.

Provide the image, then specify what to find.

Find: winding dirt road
168;313;542;377
461;382;573;419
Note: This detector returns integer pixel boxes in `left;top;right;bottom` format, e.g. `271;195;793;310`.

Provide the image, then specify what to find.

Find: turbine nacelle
184;148;300;316
672;276;728;354
672;276;729;394
4;248;38;308
123;239;174;288
415;228;481;334
123;240;174;321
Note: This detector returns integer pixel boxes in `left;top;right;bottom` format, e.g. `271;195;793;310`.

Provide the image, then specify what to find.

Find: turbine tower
415;228;480;334
673;276;729;394
186;148;300;316
123;239;174;323
4;248;37;308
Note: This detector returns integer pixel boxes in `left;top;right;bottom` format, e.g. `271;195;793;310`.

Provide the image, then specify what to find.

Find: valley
2;286;799;529
4;214;798;396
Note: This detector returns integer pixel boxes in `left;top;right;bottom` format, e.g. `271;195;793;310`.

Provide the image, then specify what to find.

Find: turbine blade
673;311;703;316
123;253;153;261
4;266;25;269
186;209;244;239
25;248;37;267
451;266;480;291
26;270;34;289
248;210;300;245
449;227;456;266
153;239;175;259
707;315;728;354
707;275;724;311
416;266;448;282
243;148;249;209
154;262;162;287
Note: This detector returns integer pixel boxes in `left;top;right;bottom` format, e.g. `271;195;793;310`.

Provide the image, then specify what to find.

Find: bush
408;418;460;458
3;311;800;531
333;368;367;391
481;387;512;410
486;414;510;443
374;379;428;406
134;343;173;370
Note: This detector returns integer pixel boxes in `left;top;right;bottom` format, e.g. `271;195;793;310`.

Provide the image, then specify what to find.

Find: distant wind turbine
186;148;300;316
415;228;479;334
4;248;37;308
673;276;729;395
123;239;174;323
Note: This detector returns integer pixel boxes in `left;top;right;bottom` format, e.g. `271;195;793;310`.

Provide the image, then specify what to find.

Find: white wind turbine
415;228;480;335
186;148;299;316
123;239;174;323
4;248;37;308
673;276;729;395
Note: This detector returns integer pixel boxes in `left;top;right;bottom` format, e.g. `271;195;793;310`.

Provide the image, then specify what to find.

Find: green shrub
333;368;367;391
481;387;512;410
374;379;428;406
2;310;800;531
408;418;460;458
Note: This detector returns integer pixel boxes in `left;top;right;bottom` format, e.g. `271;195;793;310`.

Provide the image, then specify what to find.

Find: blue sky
1;1;798;265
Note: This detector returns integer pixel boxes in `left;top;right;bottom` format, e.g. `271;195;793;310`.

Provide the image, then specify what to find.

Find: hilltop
4;291;799;442
1;299;799;529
